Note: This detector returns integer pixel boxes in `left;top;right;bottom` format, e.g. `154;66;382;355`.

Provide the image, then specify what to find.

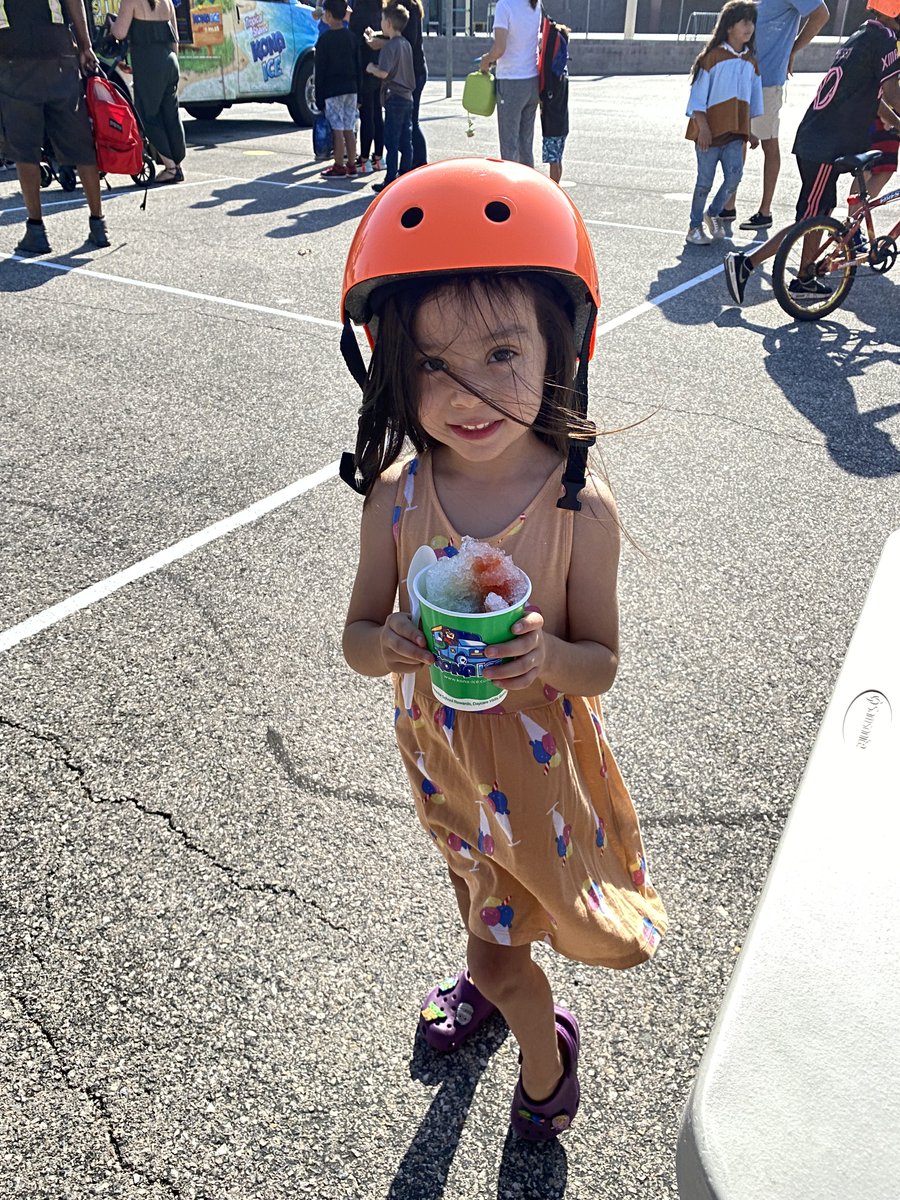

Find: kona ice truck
88;0;320;125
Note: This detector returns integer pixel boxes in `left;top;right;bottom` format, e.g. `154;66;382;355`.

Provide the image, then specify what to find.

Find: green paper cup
411;566;532;712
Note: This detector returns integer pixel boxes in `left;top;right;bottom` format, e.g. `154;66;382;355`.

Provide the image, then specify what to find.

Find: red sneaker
345;163;358;177
321;164;347;177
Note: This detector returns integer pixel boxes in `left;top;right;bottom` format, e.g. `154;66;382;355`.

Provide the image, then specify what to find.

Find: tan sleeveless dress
392;453;667;968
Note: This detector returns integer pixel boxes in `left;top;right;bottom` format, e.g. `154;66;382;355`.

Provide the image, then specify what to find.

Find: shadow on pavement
496;1128;568;1199
717;306;900;477
647;249;727;324
387;1016;509;1200
190;163;373;231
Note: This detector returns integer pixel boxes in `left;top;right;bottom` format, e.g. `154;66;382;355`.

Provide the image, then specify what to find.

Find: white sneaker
686;226;713;246
705;213;726;240
356;158;373;175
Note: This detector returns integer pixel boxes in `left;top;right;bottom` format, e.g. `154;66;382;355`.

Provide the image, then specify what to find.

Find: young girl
685;1;763;245
341;159;667;1143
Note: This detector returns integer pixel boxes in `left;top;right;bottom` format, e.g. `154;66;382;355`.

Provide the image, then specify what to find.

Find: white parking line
0;461;341;655
598;263;725;336
0;207;726;654
0;253;346;331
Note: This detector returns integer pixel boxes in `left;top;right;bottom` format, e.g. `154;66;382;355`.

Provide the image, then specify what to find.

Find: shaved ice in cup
411;538;532;712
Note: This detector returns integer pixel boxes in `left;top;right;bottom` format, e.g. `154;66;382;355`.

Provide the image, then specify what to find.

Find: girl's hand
483;609;546;690
380;612;434;674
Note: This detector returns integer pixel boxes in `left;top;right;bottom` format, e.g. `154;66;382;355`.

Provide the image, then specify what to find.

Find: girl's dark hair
690;1;757;80
349;272;594;496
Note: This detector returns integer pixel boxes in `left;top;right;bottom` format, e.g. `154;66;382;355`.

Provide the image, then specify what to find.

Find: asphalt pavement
2;74;899;1200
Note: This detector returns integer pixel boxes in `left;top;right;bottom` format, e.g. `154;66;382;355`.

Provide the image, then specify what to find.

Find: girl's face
729;16;755;45
413;284;549;467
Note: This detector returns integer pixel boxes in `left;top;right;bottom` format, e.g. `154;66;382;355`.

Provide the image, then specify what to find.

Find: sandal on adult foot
418;970;497;1052
510;1006;581;1141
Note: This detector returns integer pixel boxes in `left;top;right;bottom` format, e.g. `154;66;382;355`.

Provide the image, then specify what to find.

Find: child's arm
483;479;621;697
343;475;434;677
686;63;713;149
691;112;712;151
367;62;388;78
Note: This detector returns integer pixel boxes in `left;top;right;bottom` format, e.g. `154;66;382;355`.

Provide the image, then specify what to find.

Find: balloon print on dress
447;832;477;866
630;856;647;889
519;712;562;775
478;781;517;845
434;704;457;751
547;802;573;864
641;917;662;953
589;709;609;776
594;812;606;851
430;534;458;560
415;752;444;805
400;671;425;726
581;877;613;916
477;804;495;857
480;895;514;944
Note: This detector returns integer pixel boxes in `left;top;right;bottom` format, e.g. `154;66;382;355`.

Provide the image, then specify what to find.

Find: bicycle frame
843;174;900;267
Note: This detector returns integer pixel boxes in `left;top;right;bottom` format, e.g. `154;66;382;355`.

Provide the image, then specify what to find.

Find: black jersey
793;20;900;163
0;0;78;57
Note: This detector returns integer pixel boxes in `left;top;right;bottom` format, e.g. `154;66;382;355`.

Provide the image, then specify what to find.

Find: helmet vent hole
400;206;424;228
485;201;512;223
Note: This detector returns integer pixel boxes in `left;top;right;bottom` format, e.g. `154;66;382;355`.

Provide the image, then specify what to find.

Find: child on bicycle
685;1;763;245
725;0;900;304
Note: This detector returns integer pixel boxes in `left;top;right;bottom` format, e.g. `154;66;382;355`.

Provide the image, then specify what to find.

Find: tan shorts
751;84;785;142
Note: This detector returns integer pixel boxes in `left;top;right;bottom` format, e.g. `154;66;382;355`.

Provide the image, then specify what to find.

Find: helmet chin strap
339;304;598;506
556;304;598;512
339;320;370;495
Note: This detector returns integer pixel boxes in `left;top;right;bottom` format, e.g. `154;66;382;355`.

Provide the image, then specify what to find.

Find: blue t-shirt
755;0;824;87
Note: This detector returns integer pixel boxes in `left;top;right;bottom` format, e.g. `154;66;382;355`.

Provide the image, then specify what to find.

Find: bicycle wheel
772;216;856;320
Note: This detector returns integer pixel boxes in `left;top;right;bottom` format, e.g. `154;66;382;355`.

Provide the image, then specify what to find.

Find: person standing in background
0;0;109;253
108;0;186;184
365;4;415;191
349;0;386;173
480;0;541;167
727;0;829;229
315;0;362;178
404;0;428;167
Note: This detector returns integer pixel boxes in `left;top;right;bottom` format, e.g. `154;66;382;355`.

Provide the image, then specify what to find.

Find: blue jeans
690;138;745;228
383;95;413;184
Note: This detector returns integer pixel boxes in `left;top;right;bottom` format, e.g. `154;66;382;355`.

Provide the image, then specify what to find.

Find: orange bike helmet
343;157;600;351
867;0;900;18
339;158;602;509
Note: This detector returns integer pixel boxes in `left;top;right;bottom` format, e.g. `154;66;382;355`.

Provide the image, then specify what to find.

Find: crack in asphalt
266;725;406;815
11;991;194;1199
0;716;348;933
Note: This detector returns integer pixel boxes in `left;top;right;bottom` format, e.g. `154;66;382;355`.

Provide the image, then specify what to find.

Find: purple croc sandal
418;970;498;1052
510;1006;581;1141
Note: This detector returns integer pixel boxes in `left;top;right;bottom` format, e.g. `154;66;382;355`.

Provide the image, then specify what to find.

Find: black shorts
0;55;96;166
794;157;838;222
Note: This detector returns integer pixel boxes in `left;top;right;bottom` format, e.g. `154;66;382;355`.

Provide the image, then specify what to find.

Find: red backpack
85;75;143;176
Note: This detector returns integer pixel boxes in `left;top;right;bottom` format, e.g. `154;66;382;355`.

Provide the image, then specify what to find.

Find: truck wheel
183;103;224;121
286;56;316;127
